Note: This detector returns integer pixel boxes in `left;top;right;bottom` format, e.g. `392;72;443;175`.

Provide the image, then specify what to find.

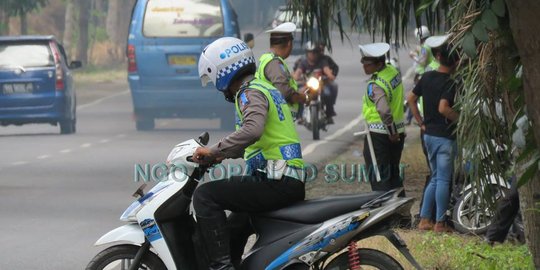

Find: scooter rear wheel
323;248;404;270
86;244;166;270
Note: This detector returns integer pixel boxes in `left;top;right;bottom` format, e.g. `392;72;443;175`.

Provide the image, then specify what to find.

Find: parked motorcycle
450;170;524;237
86;132;423;270
450;144;523;239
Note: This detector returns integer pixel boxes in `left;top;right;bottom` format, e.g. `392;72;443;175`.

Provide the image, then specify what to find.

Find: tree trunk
20;12;27;35
0;8;8;35
63;0;75;58
106;0;120;44
105;0;122;62
116;0;135;61
506;0;540;268
93;0;106;28
77;0;91;65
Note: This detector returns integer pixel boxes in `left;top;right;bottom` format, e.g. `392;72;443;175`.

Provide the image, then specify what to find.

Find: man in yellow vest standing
255;22;312;120
359;43;406;194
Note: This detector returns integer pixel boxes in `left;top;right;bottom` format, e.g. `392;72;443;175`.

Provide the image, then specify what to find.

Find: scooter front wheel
86;244;166;270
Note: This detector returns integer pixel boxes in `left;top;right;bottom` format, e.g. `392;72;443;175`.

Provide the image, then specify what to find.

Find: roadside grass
357;230;534;270
73;65;127;84
306;127;534;269
72;65;128;105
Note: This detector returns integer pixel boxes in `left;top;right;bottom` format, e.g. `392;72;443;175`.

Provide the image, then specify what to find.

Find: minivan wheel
60;118;76;134
136;118;155;131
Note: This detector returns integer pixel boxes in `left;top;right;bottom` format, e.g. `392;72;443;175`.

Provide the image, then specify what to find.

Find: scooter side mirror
198;132;209;146
132;184;147;199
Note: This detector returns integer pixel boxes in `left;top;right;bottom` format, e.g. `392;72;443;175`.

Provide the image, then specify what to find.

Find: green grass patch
357;230;534;270
73;65;127;84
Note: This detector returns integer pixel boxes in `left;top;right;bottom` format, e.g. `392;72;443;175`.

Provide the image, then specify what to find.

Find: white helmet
414;26;431;40
198;37;256;92
304;41;317;51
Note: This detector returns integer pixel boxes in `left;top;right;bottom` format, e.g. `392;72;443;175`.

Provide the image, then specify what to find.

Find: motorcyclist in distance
293;41;337;124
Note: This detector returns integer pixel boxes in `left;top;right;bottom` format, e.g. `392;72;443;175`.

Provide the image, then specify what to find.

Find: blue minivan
0;36;81;134
127;0;243;130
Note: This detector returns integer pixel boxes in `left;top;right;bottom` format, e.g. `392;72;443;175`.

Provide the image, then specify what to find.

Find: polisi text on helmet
219;43;249;59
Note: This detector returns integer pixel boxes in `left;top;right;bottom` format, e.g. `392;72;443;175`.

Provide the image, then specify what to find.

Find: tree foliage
2;0;48;17
290;0;540;266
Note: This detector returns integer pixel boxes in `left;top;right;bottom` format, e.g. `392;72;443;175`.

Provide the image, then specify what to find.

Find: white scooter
86;132;423;270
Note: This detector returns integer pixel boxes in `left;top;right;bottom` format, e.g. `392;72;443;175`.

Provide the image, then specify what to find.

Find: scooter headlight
120;181;174;222
120;200;142;222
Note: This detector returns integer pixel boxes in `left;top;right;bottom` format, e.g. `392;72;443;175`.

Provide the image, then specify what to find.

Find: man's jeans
420;134;457;222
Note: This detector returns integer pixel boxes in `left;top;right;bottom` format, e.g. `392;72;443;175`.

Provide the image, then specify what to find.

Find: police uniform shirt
413;45;429;67
264;58;296;103
367;81;394;126
209;75;268;159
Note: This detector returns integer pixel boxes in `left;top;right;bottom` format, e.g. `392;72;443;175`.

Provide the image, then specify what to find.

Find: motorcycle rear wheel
86;244;166;270
323;248;404;270
452;184;508;235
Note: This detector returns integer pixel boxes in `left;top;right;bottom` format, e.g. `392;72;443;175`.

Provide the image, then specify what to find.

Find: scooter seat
259;192;384;224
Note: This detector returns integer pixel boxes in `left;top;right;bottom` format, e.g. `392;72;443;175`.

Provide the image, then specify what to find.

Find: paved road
0;31;414;269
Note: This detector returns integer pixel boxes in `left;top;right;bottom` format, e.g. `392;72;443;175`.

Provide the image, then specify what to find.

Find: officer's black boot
197;215;235;270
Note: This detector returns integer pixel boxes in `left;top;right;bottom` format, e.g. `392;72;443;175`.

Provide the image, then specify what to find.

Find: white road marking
11;161;28;166
302;116;364;157
81;143;92;148
60;149;72;154
116;134;126;138
37;155;51;160
77;90;129;110
99;139;110;143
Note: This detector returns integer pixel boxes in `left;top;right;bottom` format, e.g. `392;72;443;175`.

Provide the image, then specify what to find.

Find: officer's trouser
193;172;305;266
363;132;406;194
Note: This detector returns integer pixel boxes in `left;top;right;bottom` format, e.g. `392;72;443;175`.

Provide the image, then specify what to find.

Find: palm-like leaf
289;0;536;209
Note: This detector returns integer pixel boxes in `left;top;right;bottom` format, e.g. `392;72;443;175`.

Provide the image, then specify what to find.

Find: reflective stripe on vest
362;64;405;134
235;79;304;171
255;52;299;116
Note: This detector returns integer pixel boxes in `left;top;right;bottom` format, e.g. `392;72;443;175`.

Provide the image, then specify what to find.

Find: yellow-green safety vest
254;52;299;116
362;64;405;134
415;44;436;75
235;79;304;171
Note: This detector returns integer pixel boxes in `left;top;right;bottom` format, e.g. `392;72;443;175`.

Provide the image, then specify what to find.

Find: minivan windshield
0;43;53;68
143;0;223;38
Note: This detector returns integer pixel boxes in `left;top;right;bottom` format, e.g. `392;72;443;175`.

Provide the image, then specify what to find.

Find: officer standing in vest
255;22;312;119
409;25;434;83
193;37;305;269
359;43;406;194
